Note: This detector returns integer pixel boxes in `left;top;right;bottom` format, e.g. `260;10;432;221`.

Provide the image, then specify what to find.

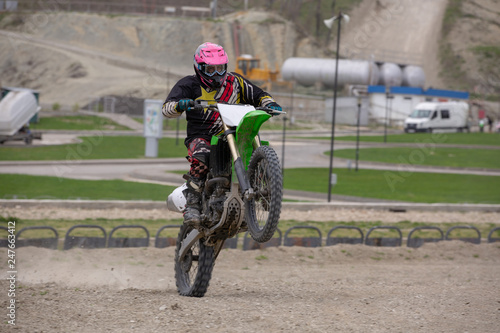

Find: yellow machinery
235;54;279;82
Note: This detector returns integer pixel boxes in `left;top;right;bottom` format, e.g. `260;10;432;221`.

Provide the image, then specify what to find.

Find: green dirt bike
167;101;284;297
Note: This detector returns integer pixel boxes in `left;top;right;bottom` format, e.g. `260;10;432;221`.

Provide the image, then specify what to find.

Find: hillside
440;0;500;99
0;0;498;109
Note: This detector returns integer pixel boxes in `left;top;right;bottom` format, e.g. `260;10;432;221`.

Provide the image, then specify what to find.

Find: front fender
235;110;271;168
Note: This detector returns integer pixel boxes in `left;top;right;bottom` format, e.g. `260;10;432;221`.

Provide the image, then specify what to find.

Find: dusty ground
1;242;499;332
1;207;500;332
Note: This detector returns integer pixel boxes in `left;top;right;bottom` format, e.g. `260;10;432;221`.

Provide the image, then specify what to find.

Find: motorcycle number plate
217;104;256;127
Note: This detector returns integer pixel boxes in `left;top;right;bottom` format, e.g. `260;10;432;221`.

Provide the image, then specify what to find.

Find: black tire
246;145;282;243
174;224;214;297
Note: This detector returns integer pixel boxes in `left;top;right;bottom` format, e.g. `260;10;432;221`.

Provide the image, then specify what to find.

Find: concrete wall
271;92;325;122
325;97;369;126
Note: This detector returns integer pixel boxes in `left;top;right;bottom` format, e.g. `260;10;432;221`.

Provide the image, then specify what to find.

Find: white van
404;101;469;133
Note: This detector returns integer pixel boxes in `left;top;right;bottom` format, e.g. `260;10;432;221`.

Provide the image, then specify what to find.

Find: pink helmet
193;42;229;89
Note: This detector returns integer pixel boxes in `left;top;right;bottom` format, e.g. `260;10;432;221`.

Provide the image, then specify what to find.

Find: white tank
281;58;379;87
378;62;403;86
402;65;426;87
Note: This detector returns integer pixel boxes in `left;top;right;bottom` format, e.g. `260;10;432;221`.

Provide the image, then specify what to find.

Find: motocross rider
162;42;282;228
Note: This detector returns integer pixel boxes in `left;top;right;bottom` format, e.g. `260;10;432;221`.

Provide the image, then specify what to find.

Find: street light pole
355;96;361;172
324;11;348;202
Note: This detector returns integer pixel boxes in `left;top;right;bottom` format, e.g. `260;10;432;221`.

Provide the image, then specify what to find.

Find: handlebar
189;104;205;112
256;106;286;116
187;101;285;116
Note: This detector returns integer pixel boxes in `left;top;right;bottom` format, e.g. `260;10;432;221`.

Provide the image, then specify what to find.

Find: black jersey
162;72;276;147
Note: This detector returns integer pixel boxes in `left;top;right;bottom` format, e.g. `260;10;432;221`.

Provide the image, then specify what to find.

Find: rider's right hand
176;99;194;112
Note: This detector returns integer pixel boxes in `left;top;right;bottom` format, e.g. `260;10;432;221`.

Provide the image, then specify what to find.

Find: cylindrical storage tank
402;65;426;87
378;62;403;86
282;58;321;87
320;59;379;88
282;58;380;87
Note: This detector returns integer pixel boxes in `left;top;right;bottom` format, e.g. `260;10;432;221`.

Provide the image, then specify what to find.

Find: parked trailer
0;88;41;144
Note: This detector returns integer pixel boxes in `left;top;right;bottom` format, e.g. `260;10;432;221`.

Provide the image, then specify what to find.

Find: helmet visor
202;64;227;77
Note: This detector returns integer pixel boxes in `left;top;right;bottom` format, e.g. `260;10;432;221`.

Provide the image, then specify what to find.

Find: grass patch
32;115;132;131
313;132;500;146
0;174;177;201
442;0;464;37
2;166;499;204
470;45;500;59
283;168;500;204
0;136;187;161
332;147;500;169
135;116;188;132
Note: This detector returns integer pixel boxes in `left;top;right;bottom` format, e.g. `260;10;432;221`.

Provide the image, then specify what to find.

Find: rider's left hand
176;99;194;112
267;102;283;114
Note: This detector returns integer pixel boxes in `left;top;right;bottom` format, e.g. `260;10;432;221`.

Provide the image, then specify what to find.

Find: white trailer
404;101;469;133
0;88;41;144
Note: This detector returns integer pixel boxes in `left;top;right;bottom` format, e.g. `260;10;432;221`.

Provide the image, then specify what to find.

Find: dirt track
1;235;499;332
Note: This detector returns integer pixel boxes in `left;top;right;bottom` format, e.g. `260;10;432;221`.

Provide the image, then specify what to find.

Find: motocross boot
182;178;203;228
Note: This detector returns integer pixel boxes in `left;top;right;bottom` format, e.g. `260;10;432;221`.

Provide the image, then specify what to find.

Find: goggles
201;64;227;77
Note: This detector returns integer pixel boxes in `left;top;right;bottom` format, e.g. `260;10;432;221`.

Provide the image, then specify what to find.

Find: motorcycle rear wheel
246;145;283;243
174;224;214;297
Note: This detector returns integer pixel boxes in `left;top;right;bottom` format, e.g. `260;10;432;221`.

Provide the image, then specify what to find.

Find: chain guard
205;183;245;246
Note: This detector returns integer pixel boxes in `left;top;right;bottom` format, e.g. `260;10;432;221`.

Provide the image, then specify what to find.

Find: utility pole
211;0;218;19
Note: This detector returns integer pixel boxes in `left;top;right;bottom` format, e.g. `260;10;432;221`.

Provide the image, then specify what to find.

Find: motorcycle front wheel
174;224;214;297
246;145;283;243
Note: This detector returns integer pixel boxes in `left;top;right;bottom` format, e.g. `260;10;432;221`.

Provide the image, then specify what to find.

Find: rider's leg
183;138;211;226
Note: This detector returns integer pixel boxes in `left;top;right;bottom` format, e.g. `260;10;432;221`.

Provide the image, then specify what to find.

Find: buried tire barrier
7;224;500;250
0;226;9;248
326;226;364;246
155;225;180;248
222;234;239;249
284;226;322;247
108;225;150;248
445;226;481;244
487;227;500;243
365;226;402;247
64;225;107;250
243;229;282;250
407;226;444;248
16;226;59;249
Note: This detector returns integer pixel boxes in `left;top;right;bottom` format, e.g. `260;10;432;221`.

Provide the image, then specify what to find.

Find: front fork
224;124;259;200
178;127;258;262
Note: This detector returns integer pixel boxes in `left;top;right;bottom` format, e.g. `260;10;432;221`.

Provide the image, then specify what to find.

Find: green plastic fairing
235;110;271;168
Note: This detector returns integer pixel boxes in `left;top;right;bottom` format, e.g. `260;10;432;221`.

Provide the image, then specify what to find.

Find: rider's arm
162;101;181;118
162;76;199;118
232;72;279;108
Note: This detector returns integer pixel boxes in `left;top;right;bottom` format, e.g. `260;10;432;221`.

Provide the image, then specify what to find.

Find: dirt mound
1;242;499;332
0;10;312;107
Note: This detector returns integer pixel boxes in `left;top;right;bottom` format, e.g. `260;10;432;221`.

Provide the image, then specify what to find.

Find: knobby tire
246;145;283;243
174;224;215;297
